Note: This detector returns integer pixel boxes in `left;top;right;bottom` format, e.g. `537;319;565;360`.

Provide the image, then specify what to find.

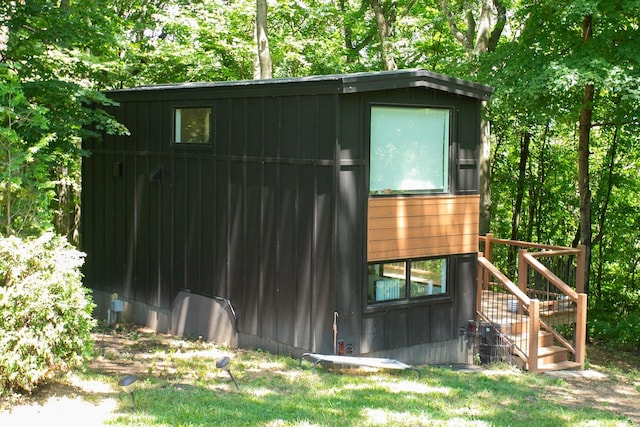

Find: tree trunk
593;125;618;301
511;132;530;242
54;166;81;245
0;3;10;62
255;0;272;79
370;0;397;70
578;14;594;295
478;102;491;235
442;0;506;56
340;0;374;64
0;26;7;61
474;0;493;54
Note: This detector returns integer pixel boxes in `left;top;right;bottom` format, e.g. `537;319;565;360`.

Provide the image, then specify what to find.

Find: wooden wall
367;194;479;261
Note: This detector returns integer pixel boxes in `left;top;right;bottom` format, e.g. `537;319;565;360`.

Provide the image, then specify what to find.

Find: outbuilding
82;69;493;365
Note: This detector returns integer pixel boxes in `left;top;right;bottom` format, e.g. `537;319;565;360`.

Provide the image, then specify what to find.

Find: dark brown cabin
82;69;493;365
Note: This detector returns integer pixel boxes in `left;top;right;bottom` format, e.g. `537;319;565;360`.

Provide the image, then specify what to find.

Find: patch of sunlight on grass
243;360;290;374
451;399;482;415
246;387;276;397
381;379;452;395
361;407;490;426
263;420;322;427
107;412;161;426
444;417;493;426
3;395;119;427
65;372;115;394
583;421;635;427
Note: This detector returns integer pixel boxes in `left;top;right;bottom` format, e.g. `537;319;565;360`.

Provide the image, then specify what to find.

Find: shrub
0;233;96;392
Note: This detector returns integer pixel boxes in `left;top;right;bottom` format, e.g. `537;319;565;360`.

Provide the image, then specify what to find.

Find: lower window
367;258;447;304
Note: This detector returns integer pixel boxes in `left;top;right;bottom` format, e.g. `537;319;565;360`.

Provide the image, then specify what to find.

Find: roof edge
107;69;493;101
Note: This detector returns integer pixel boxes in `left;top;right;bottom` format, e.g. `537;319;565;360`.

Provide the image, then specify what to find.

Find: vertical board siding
81;74;488;363
313;166;335;352
336;165;365;350
367;195;479;261
244;162;263;336
454;254;477;328
260;163;279;339
276;164;298;345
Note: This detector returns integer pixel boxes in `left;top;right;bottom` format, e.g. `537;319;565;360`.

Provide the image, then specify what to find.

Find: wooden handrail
527;249;583;257
478;256;531;304
521;252;579;301
480;235;581;252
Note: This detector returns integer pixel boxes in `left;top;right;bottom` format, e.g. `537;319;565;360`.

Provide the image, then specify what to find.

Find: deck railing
477;234;587;372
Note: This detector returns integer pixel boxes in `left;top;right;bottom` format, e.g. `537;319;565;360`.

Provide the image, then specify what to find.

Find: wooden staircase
477;235;588;373
501;317;582;372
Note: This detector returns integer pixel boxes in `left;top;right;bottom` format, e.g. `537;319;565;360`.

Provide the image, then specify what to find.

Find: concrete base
92;290;238;347
361;336;474;366
171;291;237;347
92;290;471;366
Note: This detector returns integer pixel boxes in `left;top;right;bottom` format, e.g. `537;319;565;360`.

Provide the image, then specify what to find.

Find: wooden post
483;234;493;290
517;249;528;296
477;253;484;315
575;244;586;294
484;233;494;263
575;293;587;370
528;299;540;373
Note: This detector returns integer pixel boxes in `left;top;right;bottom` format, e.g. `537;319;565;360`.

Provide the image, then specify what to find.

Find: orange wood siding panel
367;195;479;262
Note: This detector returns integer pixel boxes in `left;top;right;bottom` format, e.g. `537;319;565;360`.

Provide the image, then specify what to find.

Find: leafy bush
589;286;640;351
0;233;96;392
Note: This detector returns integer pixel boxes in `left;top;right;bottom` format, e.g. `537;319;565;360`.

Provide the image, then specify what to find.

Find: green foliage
590;309;640;352
0;66;55;236
0;233;96;393
115;0;257;85
1;0;639;354
1;0;129;238
477;0;640;354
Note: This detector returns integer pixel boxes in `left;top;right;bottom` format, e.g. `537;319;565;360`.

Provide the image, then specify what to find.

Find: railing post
528;299;540;373
575;293;587;370
485;233;494;263
477;253;484;314
576;245;586;294
517;249;528;296
483;234;493;290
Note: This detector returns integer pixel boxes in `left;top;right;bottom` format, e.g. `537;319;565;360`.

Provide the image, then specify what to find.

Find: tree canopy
1;0;639;349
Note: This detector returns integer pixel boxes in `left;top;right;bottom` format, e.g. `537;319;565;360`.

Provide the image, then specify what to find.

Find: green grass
78;328;635;426
105;365;630;426
4;326;637;426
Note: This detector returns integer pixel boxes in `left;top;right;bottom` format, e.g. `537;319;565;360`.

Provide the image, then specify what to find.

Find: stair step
494;319;529;335
537;345;570;365
506;331;554;348
537;360;583;372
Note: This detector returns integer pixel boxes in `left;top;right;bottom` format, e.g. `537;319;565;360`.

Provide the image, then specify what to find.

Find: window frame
172;105;213;145
368;103;453;196
366;257;450;307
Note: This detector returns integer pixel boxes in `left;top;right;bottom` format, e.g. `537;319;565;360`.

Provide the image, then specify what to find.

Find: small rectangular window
367;258;447;304
174;107;211;144
370;106;450;194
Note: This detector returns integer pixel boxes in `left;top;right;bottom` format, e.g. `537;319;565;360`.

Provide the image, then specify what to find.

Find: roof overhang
108;69;493;101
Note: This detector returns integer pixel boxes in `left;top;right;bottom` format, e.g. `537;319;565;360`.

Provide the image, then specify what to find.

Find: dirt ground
549;344;640;425
1;330;639;425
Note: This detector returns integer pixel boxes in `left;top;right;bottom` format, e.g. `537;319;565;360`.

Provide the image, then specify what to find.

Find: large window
367;258;447;304
174;107;211;144
369;105;450;194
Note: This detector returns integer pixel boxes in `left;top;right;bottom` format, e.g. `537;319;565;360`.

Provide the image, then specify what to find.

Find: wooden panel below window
367;195;479;261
